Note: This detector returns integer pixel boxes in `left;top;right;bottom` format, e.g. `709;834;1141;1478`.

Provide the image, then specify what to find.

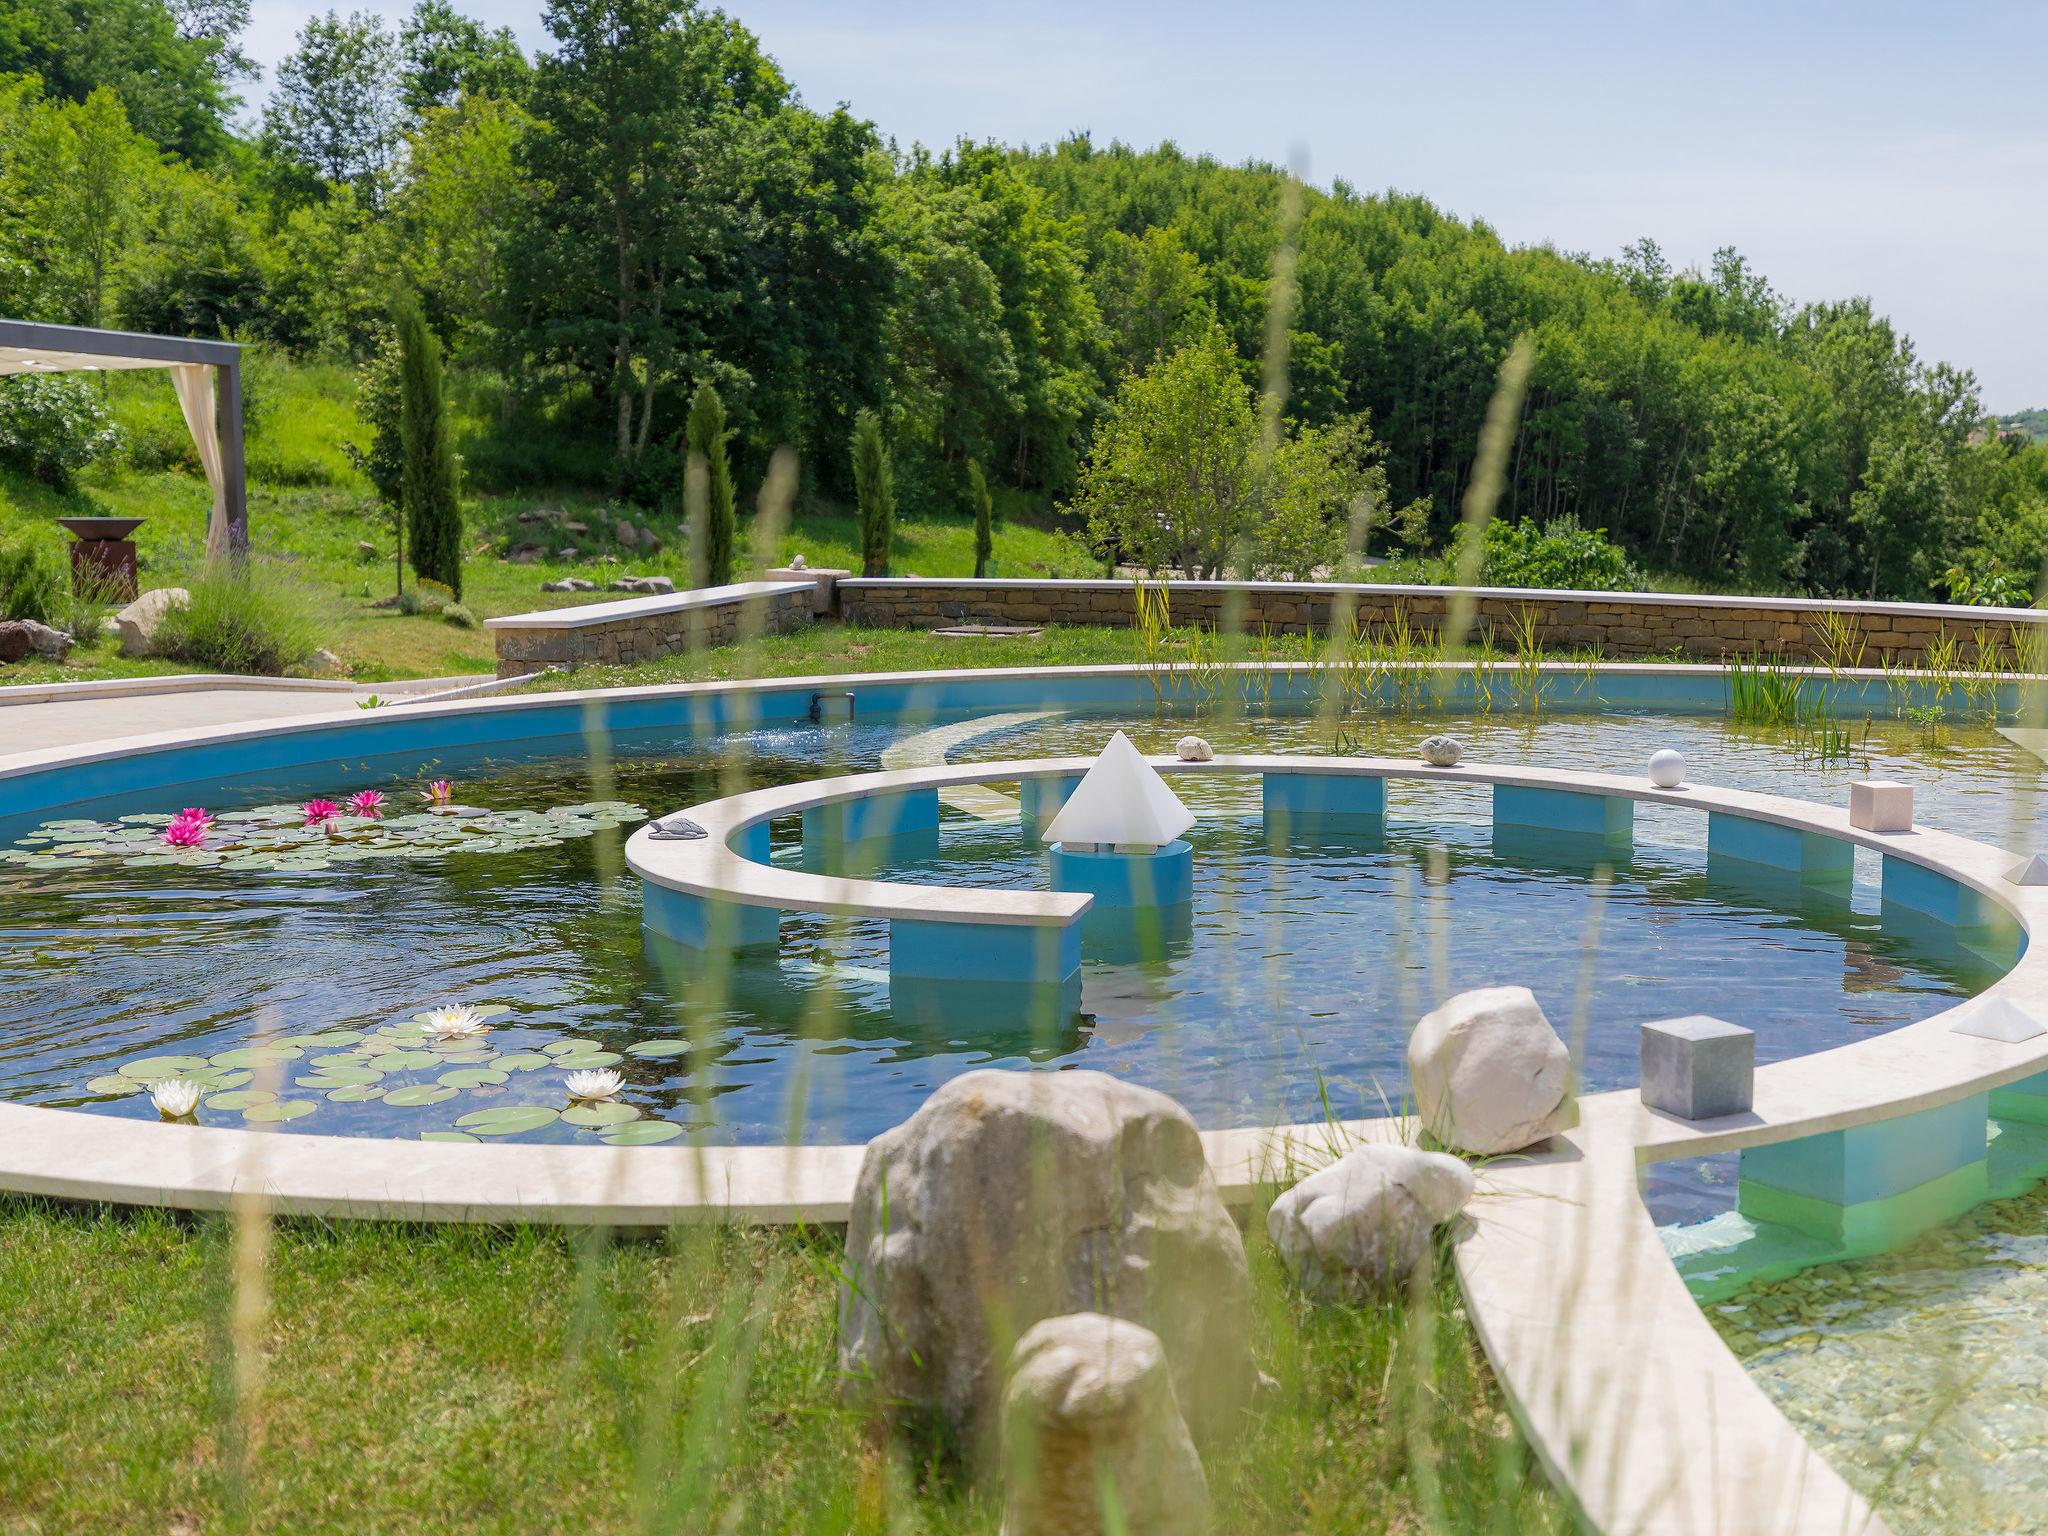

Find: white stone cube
1849;780;1912;833
1640;1015;1754;1121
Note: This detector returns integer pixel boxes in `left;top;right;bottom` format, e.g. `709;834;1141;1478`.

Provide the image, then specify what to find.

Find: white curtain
170;364;229;561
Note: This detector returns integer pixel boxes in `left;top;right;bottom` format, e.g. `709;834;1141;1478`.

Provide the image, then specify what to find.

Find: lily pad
179;1067;252;1090
122;1054;209;1078
383;1084;458;1107
598;1120;683;1146
541;1038;603;1057
491;1052;553;1072
207;1089;277;1110
290;1030;367;1048
550;1051;623;1070
437;1067;508;1089
85;1074;143;1096
210;1045;304;1068
365;1050;439;1072
324;1084;386;1103
624;1039;690;1059
562;1101;638;1127
419;1130;479;1143
294;1066;382;1088
454;1105;559;1136
242;1099;316;1123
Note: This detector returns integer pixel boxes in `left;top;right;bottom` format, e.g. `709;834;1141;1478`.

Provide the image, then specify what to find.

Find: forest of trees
2;0;2045;600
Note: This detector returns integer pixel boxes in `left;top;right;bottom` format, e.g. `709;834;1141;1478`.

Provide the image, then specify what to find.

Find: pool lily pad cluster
3;799;648;874
83;1005;691;1147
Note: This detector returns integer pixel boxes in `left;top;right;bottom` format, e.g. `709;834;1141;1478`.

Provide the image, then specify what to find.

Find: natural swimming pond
0;700;2034;1154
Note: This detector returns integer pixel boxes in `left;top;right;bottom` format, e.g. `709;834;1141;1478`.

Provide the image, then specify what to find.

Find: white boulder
1419;733;1464;767
1407;986;1574;1154
838;1069;1256;1455
999;1313;1208;1536
1175;735;1213;762
115;587;189;658
1266;1144;1474;1296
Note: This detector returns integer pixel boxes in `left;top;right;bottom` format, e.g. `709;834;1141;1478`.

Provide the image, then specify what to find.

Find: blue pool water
0;704;2028;1149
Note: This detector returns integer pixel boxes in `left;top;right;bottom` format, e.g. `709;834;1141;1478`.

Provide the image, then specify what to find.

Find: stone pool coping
5;662;2044;1535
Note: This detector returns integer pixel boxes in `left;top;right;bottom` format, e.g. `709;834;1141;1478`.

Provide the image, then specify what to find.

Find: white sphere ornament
1175;735;1213;763
1648;749;1686;789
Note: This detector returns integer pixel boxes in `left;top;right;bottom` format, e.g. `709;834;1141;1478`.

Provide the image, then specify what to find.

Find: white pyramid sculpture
1042;730;1195;851
2006;852;2048;886
1949;997;2047;1043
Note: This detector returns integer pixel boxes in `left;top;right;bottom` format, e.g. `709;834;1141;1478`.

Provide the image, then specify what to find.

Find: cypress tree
852;408;893;577
397;300;462;599
686;381;736;586
969;458;993;578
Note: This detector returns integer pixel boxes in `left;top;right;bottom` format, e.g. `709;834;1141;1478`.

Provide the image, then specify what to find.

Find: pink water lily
423;780;454;805
346;790;385;817
161;809;212;848
302;798;341;825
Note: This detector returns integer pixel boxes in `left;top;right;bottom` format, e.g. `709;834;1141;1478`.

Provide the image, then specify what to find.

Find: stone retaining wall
838;578;2047;667
489;582;814;677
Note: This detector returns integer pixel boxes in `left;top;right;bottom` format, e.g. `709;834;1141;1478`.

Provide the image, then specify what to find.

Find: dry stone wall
837;578;2046;667
490;583;814;677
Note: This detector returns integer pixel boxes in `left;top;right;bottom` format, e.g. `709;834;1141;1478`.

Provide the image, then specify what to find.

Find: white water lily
421;1004;488;1039
149;1079;201;1118
564;1068;623;1101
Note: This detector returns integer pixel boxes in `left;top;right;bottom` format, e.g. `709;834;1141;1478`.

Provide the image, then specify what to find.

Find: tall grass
152;559;333;675
1726;652;1860;762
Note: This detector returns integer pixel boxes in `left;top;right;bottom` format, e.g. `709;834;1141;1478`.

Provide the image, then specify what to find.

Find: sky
239;0;2048;410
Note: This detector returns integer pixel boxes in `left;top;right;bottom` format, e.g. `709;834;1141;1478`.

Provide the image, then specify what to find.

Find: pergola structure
0;319;247;557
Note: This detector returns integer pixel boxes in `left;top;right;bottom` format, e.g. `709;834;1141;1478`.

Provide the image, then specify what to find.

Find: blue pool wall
2;663;2030;822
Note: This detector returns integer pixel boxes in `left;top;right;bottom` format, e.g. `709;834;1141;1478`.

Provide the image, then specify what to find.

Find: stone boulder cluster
837;994;1573;1532
511;505;666;578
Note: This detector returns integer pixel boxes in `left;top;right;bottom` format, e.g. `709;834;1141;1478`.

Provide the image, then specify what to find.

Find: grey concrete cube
1640;1015;1754;1120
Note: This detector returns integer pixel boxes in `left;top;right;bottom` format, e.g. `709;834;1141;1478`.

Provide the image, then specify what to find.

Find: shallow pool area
1711;1169;2048;1535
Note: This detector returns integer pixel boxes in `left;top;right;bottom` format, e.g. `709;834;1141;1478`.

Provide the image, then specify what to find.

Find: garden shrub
0;536;66;626
152;559;330;675
396;576;456;616
0;376;122;489
440;602;477;628
1452;515;1643;592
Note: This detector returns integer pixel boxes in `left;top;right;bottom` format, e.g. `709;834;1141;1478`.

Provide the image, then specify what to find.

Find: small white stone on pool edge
1419;734;1463;767
1175;735;1213;762
1648;749;1686;788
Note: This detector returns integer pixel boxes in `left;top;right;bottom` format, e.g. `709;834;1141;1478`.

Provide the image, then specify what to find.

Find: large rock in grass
838;1069;1256;1458
116;587;188;658
999;1313;1208;1536
1267;1144;1474;1297
1407;986;1574;1155
0;619;70;662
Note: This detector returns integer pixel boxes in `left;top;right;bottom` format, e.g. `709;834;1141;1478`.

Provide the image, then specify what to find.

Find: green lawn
0;363;1103;685
0;1195;1569;1534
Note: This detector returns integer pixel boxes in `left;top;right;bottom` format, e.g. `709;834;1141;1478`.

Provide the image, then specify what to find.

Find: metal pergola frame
0;319;247;552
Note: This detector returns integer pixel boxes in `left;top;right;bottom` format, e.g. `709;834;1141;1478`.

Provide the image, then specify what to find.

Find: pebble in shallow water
1712;1179;2048;1535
